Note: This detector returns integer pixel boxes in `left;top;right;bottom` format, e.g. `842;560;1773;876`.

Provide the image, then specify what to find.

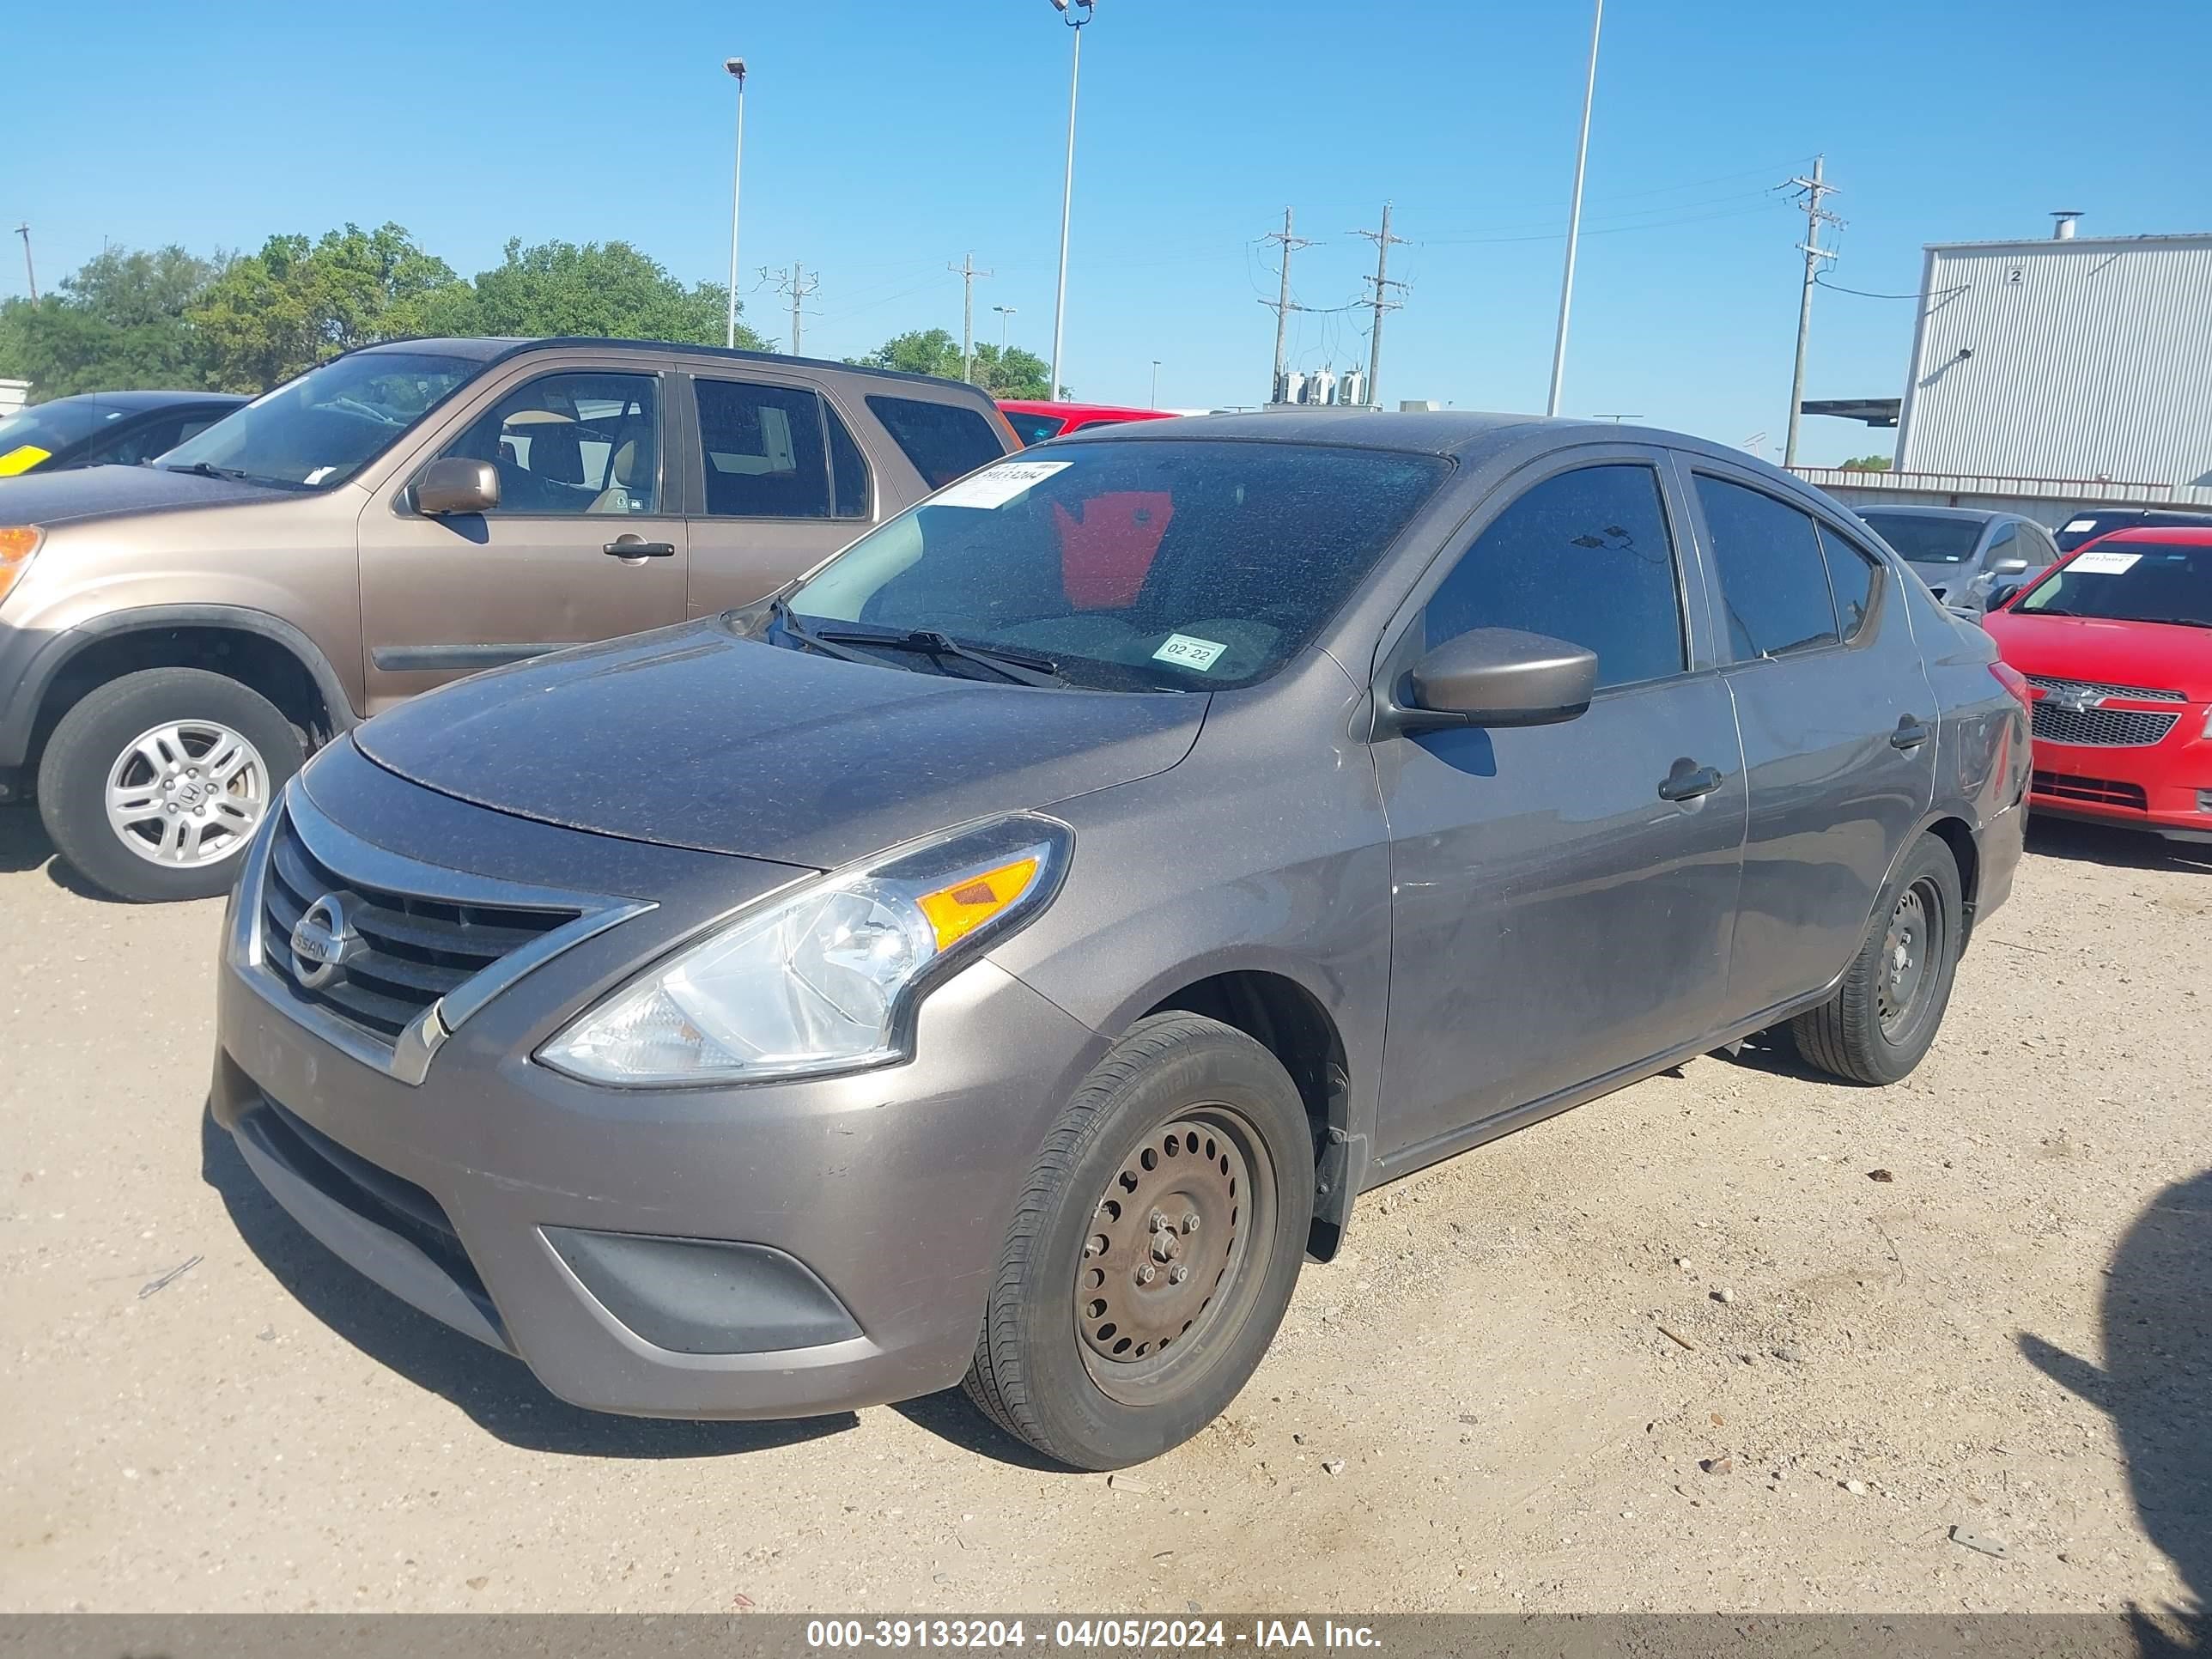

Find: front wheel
1790;833;1964;1085
963;1012;1315;1469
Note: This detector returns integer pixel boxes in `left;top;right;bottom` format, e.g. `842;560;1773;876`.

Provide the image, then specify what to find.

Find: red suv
1984;527;2212;842
997;399;1175;447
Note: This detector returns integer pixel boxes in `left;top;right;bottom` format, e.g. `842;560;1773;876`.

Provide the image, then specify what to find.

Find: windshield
0;399;126;473
1860;512;1984;565
782;439;1453;691
159;351;476;489
1002;410;1067;447
2015;542;2212;627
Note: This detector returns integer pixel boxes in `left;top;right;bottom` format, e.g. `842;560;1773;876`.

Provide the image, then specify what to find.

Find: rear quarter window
866;394;1006;489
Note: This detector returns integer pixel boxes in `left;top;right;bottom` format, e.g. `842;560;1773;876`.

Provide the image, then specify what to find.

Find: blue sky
12;0;2210;464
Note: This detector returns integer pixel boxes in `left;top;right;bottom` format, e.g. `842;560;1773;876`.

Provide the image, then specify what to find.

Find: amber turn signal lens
0;525;44;603
915;856;1042;950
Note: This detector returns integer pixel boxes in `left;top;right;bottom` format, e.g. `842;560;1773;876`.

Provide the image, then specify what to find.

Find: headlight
538;813;1070;1087
0;526;44;606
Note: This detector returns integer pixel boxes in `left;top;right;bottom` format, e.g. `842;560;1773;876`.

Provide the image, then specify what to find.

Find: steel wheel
104;720;270;868
1073;1105;1277;1406
1875;877;1944;1039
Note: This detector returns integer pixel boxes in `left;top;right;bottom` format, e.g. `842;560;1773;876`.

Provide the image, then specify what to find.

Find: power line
1353;202;1408;409
1257;207;1315;404
1782;155;1844;469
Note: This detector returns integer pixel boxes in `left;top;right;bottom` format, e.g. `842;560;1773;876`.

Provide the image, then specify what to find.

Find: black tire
1790;833;1963;1085
36;667;302;903
963;1012;1315;1469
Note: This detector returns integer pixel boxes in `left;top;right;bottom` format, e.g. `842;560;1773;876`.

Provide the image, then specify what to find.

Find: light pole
723;57;748;350
993;304;1017;350
1545;0;1602;416
1151;359;1162;408
1047;0;1095;399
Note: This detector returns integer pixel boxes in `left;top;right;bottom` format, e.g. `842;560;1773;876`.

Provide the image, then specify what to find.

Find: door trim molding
370;643;559;673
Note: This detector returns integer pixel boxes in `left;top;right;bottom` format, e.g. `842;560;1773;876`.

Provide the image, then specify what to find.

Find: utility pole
1782;154;1843;468
13;223;34;303
767;262;818;355
1354;202;1408;409
1258;207;1314;403
949;252;994;383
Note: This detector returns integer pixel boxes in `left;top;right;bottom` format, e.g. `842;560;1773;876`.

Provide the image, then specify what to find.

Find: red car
1984;526;2212;843
997;398;1175;447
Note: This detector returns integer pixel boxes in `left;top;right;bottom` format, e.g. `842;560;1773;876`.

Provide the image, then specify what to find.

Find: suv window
1425;463;1685;690
1981;524;2017;567
866;394;1003;489
824;398;872;520
443;371;661;515
695;379;842;520
1695;475;1839;659
1815;525;1881;641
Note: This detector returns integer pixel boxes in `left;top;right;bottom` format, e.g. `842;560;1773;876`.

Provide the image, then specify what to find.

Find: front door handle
1890;715;1932;750
604;537;676;559
1657;759;1725;803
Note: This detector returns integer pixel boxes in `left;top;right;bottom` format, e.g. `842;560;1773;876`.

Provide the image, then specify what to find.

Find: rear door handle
1890;716;1932;750
1658;760;1725;803
604;538;676;559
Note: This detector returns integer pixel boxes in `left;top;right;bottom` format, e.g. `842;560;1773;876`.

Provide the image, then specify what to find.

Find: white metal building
1893;228;2212;486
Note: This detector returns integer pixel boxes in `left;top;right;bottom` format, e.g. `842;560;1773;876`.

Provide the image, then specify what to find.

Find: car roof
40;389;247;412
2096;526;2212;545
358;336;989;397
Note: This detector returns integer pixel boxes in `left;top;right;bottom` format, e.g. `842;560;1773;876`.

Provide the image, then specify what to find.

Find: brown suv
0;337;1015;900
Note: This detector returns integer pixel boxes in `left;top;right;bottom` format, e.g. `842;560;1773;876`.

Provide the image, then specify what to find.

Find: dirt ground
2;804;2207;1624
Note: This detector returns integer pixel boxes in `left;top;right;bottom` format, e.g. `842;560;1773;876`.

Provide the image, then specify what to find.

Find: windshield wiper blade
765;597;875;664
811;626;1065;687
165;461;250;481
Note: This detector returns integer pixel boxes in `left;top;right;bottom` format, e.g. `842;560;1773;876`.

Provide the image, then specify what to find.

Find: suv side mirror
414;457;499;516
1387;627;1598;734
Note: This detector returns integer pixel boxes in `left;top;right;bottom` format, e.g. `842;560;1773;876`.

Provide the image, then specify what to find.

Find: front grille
258;807;581;1046
2033;770;2149;811
2024;674;2186;704
2031;703;2180;748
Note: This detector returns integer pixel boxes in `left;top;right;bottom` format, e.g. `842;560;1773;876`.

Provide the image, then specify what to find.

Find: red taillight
1989;660;2033;711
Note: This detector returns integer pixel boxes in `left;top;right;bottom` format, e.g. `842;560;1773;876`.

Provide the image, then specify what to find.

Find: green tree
1839;453;1893;472
458;239;764;349
188;222;466;391
0;245;224;399
853;328;1058;397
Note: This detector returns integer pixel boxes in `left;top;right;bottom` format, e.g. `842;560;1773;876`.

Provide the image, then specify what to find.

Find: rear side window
1694;476;1839;659
696;378;832;519
866;394;1004;489
1425;463;1686;690
1815;525;1881;641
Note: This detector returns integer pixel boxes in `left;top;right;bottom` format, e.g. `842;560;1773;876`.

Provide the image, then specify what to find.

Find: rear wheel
963;1013;1314;1469
37;667;301;902
1790;833;1963;1085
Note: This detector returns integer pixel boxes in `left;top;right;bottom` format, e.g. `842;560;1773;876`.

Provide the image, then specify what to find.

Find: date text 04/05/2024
803;1620;1382;1650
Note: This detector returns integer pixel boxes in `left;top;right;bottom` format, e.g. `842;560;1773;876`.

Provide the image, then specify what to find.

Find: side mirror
1988;555;2031;576
413;456;499;516
1388;627;1598;734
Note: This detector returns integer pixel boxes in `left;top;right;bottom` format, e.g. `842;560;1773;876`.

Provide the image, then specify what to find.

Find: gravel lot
3;804;2206;1624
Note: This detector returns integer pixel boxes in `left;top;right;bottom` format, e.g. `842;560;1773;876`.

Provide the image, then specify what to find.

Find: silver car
1856;505;2062;615
212;413;2031;1468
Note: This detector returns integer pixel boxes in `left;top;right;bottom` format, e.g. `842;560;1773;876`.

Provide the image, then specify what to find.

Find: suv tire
963;1012;1314;1469
37;667;302;903
1790;833;1963;1085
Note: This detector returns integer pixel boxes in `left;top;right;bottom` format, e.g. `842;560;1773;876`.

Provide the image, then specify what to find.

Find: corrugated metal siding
1894;235;2212;486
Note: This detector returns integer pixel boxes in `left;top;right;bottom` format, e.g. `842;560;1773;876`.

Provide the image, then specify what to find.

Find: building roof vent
2051;210;2083;240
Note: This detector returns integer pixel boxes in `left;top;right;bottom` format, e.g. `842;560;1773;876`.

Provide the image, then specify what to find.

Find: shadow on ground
2021;1169;2212;1654
200;1106;863;1460
0;805;53;875
2027;817;2212;875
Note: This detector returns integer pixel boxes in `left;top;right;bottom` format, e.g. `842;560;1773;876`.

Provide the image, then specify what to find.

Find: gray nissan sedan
212;412;2031;1468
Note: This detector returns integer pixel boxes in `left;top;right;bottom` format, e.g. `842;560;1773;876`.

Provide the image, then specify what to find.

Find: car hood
0;463;295;526
1984;610;2212;700
352;620;1209;868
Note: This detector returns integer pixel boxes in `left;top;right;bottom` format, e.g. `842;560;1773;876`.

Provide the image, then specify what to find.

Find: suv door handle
1890;716;1932;750
604;538;676;559
1657;760;1725;802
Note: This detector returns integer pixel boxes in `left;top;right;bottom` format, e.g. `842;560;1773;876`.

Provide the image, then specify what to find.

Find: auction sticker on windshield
2070;550;2143;574
932;460;1073;509
0;445;51;477
1153;633;1228;672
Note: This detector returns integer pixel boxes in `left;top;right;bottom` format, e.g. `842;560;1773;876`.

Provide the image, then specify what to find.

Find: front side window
1424;464;1685;690
785;440;1451;691
2017;542;2212;628
866;394;1004;489
163;351;475;489
1696;475;1840;659
1979;524;2018;568
441;371;661;516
